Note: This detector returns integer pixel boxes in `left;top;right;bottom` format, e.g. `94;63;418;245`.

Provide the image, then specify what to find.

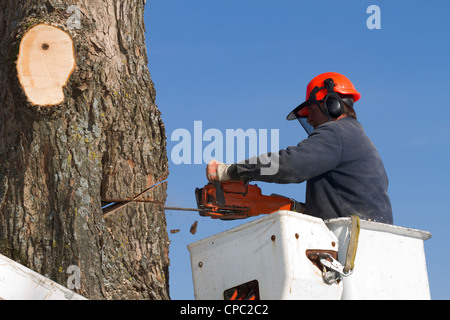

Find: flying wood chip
190;221;198;235
16;24;76;106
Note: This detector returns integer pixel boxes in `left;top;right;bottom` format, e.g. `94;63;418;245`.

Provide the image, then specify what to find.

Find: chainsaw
194;181;294;220
102;180;295;221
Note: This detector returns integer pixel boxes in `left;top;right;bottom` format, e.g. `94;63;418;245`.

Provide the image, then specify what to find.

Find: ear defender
323;78;344;118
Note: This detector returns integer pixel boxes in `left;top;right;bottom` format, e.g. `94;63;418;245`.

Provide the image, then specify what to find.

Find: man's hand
206;159;231;182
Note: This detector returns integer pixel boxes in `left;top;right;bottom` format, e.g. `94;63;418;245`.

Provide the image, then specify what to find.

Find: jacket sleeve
229;123;343;183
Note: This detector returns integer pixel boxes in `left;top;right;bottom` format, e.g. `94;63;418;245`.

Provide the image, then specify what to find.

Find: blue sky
145;0;450;299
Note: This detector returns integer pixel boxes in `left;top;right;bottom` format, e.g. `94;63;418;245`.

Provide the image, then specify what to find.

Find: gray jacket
229;117;393;224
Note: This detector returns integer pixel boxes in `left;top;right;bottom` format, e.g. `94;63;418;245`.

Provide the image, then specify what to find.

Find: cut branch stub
16;24;76;106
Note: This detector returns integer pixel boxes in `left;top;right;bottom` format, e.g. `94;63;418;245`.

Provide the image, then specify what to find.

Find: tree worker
206;72;393;224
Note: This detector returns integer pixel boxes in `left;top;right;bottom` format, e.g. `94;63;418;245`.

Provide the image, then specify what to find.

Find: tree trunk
0;0;170;300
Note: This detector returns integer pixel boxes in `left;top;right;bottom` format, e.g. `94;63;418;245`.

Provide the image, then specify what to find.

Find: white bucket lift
326;217;431;299
0;253;86;300
188;211;431;300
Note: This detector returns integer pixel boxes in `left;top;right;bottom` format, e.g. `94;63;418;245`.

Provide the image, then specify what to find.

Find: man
207;72;393;224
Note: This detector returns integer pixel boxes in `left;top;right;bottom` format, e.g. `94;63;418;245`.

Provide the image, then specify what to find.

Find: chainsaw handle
214;181;226;206
242;181;250;196
270;193;305;213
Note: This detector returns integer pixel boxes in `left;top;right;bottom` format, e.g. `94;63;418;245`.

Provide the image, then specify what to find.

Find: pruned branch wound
17;24;76;106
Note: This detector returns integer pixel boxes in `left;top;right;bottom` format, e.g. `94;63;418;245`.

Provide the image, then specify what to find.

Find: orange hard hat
287;72;361;119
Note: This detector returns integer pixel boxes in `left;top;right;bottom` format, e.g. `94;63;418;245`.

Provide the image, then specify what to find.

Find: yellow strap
344;215;360;274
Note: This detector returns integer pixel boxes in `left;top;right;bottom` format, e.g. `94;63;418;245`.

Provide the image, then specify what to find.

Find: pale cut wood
16;24;75;106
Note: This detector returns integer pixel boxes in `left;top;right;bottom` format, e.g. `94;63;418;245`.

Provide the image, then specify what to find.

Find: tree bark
0;0;170;300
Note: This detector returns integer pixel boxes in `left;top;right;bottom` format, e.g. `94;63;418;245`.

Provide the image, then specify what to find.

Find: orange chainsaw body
195;181;293;220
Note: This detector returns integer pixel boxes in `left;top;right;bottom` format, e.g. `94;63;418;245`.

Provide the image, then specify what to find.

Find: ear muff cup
323;78;344;118
325;95;344;118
